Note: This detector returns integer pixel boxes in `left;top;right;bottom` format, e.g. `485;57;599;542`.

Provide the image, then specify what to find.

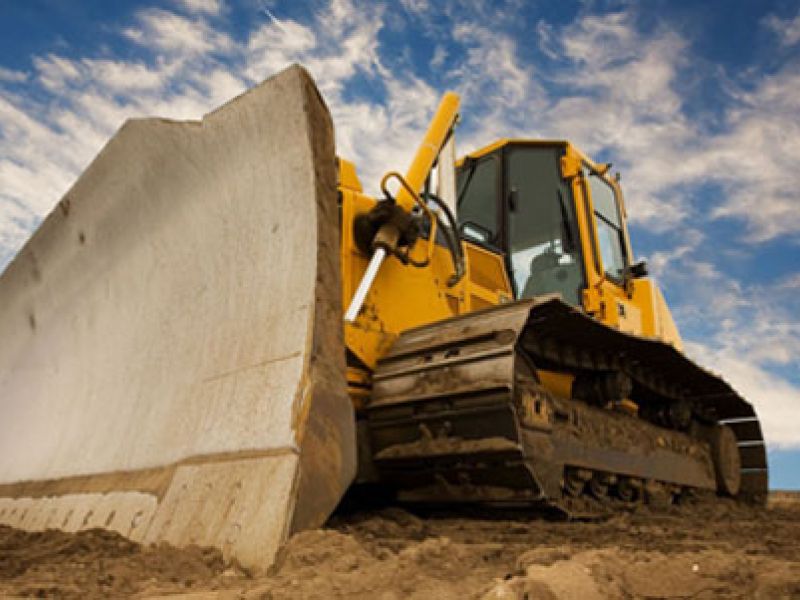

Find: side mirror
627;260;649;279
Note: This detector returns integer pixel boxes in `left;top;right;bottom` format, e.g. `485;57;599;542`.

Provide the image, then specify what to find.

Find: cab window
507;146;584;306
456;156;498;246
585;168;626;281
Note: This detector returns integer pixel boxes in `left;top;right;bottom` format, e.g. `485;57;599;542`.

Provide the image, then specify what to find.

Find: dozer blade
0;65;355;571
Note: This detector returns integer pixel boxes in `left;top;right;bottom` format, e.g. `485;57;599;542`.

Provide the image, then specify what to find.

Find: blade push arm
394;92;460;213
344;92;461;322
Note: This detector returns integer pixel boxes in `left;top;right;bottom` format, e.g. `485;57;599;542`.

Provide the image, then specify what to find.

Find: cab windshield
507;146;584;306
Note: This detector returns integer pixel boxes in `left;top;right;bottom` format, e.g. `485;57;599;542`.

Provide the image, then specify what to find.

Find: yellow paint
340;184;512;368
394;92;459;213
338;158;362;192
629;278;683;348
338;101;684;402
463;242;512;303
616;399;639;416
537;370;574;400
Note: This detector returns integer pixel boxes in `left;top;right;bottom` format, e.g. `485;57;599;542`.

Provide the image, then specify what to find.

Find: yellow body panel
629;278;683;349
340;186;512;369
537;370;574;400
340;131;683;402
338;92;516;371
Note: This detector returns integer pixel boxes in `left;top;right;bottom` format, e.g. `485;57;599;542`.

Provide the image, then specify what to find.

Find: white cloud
33;54;81;91
245;15;318;79
243;0;453;194
646;229;704;278
400;0;429;14
429;44;447;70
533;12;698;230
763;11;800;47
453;22;533;109
246;0;383;95
177;0;224;16
707;66;800;241
80;59;168;92
776;273;800;290
534;20;560;61
0;66;27;83
123;8;233;55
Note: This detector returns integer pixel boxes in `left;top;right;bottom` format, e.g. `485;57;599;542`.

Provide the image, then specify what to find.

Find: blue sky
1;0;799;488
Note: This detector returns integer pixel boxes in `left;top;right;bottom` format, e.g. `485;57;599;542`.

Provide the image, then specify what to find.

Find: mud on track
1;493;799;599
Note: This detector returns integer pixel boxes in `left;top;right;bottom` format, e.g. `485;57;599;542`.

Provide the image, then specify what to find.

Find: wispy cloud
0;66;28;83
708;65;800;241
176;0;225;16
539;12;694;229
763;10;800;47
123;8;233;55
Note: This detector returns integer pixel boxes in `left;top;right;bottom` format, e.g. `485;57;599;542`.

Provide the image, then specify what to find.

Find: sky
0;0;798;488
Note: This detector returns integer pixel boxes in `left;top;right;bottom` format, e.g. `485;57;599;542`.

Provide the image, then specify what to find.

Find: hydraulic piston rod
344;247;387;322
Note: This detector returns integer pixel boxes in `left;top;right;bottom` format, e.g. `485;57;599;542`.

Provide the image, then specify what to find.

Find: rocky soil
1;493;798;599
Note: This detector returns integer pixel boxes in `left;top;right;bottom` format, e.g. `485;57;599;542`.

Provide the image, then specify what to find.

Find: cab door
575;163;643;335
503;143;586;307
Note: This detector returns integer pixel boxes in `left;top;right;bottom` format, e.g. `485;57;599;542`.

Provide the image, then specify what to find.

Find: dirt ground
1;493;798;599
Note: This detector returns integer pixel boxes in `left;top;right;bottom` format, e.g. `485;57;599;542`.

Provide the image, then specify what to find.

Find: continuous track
364;297;767;513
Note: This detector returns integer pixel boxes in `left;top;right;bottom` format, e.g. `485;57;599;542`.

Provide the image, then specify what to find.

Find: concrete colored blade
0;64;355;571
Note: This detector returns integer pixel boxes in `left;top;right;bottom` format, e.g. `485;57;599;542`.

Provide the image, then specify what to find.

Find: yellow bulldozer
0;65;766;570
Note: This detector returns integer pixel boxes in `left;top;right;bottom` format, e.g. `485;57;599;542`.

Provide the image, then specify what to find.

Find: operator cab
456;140;634;310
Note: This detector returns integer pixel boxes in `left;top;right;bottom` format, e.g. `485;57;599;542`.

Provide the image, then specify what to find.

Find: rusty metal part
365;297;767;512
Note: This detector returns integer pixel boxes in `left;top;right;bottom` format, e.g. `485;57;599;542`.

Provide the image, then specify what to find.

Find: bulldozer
0;65;767;571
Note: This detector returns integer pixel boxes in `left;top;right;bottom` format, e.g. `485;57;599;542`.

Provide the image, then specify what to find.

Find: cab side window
586;169;626;280
457;157;498;246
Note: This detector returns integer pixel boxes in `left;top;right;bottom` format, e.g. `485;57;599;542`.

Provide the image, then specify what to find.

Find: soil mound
0;525;227;598
1;494;798;598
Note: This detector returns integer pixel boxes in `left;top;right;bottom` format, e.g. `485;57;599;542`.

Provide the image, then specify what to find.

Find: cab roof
457;138;605;175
